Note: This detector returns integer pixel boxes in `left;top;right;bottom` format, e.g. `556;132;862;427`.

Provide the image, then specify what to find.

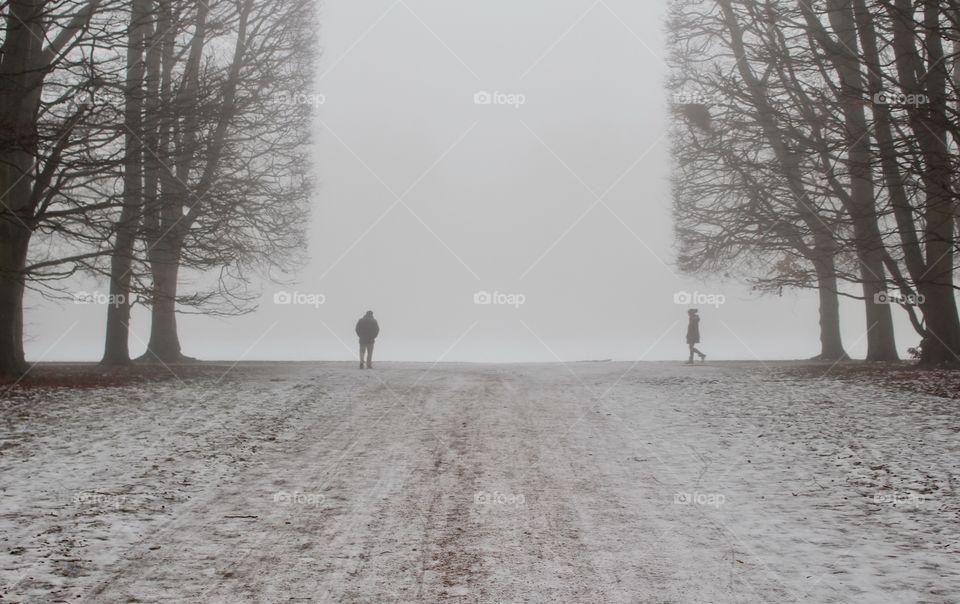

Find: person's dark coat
356;315;380;344
686;315;701;345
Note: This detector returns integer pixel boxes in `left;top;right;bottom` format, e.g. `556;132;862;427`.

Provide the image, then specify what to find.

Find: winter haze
24;0;913;363
4;0;960;601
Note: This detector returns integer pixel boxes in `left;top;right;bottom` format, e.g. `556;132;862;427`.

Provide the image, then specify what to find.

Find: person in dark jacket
686;308;706;364
356;311;380;369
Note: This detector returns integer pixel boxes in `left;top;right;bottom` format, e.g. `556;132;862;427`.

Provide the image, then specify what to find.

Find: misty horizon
20;0;918;364
3;0;958;601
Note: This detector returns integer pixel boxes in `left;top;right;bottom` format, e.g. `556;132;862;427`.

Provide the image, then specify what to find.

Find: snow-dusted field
1;362;957;603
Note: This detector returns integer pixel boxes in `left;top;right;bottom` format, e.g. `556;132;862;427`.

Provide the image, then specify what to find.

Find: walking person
686;308;707;364
356;311;380;369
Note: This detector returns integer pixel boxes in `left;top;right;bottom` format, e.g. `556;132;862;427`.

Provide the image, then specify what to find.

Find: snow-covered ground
0;362;957;602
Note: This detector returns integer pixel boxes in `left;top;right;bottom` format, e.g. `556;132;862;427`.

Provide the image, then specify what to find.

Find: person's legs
688;344;695;364
359;342;367;368
366;341;374;368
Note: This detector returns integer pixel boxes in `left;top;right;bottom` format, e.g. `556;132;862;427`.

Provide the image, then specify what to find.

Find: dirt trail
1;362;957;602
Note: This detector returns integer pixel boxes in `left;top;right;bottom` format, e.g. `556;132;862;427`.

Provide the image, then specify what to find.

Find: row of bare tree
0;0;316;377
669;0;960;365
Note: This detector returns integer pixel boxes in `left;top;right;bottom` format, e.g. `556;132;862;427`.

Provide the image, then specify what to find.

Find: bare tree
873;0;960;365
102;0;153;365
667;0;960;364
0;0;126;377
669;0;855;360
797;0;899;361
130;0;315;363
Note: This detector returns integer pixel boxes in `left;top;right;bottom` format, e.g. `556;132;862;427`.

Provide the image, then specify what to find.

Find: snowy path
1;362;957;602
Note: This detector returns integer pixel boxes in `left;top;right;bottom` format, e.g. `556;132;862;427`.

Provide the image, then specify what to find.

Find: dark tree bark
813;257;849;361
102;0;153;365
885;0;960;365
142;240;186;362
0;222;30;376
137;0;210;364
801;0;899;361
717;0;855;360
0;0;50;377
0;0;103;377
139;0;311;363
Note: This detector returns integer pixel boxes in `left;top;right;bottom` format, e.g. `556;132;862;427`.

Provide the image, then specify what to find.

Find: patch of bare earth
1;362;957;602
781;362;960;401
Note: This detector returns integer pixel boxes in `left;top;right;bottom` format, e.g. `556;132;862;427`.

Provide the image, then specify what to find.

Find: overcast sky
25;0;918;363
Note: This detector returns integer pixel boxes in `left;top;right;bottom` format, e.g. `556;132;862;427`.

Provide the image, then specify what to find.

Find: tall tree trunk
736;163;848;360
915;1;960;366
0;1;44;378
718;0;854;360
0;0;103;376
102;0;152;365
855;0;950;359
806;0;898;361
140;0;252;363
141;239;185;363
139;0;210;363
0;221;30;377
813;256;848;360
886;0;960;365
